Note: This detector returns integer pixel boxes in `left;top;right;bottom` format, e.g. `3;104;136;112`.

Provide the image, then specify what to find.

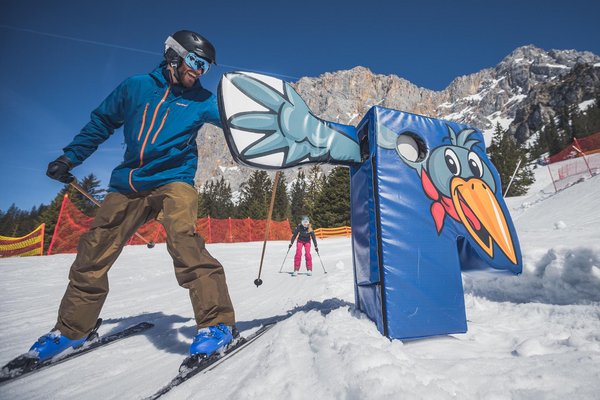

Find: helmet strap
164;48;182;84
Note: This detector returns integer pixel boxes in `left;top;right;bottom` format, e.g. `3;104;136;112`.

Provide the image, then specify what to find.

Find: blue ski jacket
62;64;221;193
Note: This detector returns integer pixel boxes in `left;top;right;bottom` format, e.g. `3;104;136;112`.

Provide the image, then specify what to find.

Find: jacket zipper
129;87;170;192
136;103;150;141
151;108;170;144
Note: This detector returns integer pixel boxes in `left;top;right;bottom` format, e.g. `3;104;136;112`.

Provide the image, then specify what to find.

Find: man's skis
0;319;154;385
146;323;276;400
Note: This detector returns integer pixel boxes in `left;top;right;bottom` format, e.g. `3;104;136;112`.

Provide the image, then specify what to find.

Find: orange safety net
48;195;292;254
0;224;45;257
547;132;600;163
314;226;352;239
543;133;600;192
544;133;600;192
546;153;600;192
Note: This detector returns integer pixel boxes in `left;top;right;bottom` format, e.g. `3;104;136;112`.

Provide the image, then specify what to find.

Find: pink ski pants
294;241;312;271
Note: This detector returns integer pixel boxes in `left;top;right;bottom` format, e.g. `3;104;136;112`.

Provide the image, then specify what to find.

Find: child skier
289;216;318;276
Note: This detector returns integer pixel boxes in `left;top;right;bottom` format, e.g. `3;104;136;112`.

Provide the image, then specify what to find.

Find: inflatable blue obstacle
218;71;522;340
350;108;521;339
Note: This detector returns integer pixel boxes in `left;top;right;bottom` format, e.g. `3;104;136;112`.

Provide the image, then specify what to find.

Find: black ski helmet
164;30;217;68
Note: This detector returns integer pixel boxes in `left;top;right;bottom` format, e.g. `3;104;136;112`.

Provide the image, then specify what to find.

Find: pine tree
289;170;307;225
236;170;271;219
546;119;565;156
487;123;535;197
198;177;234;218
215;177;234;218
530;120;551;161
0;204;22;236
70;174;105;217
313;167;351;228
571;107;587;139
304;165;324;219
197;182;208;218
23;205;46;236
272;172;290;221
590;93;600;135
557;106;574;144
586;95;600;136
198;180;215;218
572;96;600;139
0;203;48;242
531;119;564;159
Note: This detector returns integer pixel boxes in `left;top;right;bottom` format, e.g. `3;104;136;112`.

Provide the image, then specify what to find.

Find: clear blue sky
1;0;599;211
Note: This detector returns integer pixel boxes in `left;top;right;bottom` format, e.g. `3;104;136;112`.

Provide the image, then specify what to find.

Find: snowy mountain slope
1;170;599;400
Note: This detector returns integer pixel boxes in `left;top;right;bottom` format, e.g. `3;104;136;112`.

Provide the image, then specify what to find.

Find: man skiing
289;216;318;276
31;30;235;361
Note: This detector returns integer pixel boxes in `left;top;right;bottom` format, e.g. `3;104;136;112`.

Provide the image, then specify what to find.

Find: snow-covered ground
1;169;599;400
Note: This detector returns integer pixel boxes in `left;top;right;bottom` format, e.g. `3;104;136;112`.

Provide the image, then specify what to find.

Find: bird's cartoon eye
468;151;483;178
444;148;461;176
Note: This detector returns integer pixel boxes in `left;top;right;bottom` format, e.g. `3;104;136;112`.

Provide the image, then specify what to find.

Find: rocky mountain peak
195;45;600;192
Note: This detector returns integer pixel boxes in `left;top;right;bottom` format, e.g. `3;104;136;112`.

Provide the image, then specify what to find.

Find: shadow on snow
102;297;355;355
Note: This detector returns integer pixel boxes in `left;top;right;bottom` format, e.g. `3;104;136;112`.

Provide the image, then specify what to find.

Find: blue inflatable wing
218;71;361;169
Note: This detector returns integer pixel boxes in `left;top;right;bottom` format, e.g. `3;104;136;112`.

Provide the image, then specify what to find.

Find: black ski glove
315;246;319;253
288;243;293;249
46;155;74;184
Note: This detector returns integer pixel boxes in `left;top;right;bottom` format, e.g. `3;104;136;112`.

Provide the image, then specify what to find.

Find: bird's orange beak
450;177;517;264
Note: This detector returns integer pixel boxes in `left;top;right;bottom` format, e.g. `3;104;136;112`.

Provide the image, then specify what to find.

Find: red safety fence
544;133;600;192
0;224;45;257
546;132;600;164
48;194;292;255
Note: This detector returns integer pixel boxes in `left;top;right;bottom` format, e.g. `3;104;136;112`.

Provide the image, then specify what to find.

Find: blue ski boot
28;320;102;363
28;331;88;362
189;323;234;357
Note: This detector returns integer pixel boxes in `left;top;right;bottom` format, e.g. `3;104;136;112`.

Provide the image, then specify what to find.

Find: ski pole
278;245;292;273
316;249;327;274
254;171;281;287
69;178;155;248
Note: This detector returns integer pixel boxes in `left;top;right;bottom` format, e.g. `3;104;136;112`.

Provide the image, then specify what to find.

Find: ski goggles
184;52;210;73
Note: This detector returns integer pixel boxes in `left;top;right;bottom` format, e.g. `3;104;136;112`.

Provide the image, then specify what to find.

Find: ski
145;323;276;400
0;319;154;385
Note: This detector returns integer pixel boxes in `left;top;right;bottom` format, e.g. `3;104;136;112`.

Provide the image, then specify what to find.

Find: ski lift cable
0;24;300;80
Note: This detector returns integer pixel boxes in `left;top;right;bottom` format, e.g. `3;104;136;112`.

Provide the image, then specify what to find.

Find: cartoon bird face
379;124;517;264
426;144;495;198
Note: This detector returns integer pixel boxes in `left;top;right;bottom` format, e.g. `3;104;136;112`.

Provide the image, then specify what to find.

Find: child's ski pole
315;249;327;274
279;245;292;273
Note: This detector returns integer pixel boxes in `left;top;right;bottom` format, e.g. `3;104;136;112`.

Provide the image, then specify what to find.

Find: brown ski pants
54;181;235;339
